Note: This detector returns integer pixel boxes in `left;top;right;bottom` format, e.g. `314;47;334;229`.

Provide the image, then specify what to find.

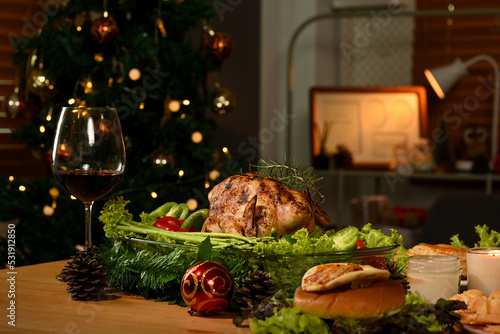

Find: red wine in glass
53;170;123;203
51;106;126;249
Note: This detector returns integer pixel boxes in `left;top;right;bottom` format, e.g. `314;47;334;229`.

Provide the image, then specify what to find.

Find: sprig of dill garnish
250;158;325;203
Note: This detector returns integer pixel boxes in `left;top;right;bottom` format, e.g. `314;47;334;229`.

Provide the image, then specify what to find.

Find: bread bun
293;279;406;319
406;243;467;276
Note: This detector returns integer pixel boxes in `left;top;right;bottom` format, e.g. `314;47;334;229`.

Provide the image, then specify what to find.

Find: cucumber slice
331;226;359;251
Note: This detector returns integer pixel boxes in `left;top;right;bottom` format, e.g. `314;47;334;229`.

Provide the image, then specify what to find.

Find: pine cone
234;270;278;313
382;261;409;291
62;245;108;300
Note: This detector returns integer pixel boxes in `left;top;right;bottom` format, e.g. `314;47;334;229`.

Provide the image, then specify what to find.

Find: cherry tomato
153;221;188;232
153;216;186;231
355;239;367;249
362;256;387;268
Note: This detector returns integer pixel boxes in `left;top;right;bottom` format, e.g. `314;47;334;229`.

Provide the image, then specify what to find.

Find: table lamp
424;54;500;171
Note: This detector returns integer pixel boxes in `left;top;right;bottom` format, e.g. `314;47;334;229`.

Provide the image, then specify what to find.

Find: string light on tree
43;205;55;216
222;146;232;159
128;68;141;81
186;198;198;211
168;100;181;112
209;169;220;181
45;106;53;121
94;53;104;62
49;186;59;209
151;191;158;198
191;131;203;144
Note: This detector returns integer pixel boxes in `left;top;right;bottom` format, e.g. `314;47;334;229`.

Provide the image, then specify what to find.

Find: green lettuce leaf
358;223;403;248
475;224;500;247
249;307;329;334
450;234;468;248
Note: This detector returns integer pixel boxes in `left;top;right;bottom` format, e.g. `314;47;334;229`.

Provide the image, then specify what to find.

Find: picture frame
310;86;428;169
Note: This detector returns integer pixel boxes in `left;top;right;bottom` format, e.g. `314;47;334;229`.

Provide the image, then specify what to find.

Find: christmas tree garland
99;237;259;304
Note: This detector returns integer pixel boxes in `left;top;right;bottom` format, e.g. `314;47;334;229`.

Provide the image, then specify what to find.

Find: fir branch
250;158;325;203
100;239;257;303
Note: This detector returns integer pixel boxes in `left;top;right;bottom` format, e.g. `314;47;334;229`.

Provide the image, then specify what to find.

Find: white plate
464;324;491;334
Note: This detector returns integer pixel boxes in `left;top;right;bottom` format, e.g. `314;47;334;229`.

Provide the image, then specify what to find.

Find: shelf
317;169;500;227
318;169;500;182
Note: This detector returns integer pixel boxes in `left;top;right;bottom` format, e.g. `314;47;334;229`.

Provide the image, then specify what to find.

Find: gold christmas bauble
212;86;235;115
28;68;54;96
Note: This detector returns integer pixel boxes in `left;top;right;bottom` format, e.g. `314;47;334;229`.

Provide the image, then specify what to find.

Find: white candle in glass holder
467;248;500;296
406;255;462;304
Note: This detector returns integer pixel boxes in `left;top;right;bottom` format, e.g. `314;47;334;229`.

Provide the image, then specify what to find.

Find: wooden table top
0;260;251;334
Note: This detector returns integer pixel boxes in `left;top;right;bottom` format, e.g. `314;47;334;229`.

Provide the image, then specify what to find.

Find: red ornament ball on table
181;260;234;316
91;16;119;45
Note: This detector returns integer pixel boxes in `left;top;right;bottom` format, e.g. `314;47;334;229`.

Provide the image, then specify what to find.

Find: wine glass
51;106;126;249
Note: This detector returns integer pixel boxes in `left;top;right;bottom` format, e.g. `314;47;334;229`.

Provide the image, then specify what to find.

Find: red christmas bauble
207;32;233;62
90;16;119;45
181;261;234;316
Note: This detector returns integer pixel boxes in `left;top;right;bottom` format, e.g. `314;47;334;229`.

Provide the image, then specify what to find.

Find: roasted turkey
201;172;330;237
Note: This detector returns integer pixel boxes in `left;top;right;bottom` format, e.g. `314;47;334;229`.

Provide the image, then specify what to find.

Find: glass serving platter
259;245;399;293
120;237;399;294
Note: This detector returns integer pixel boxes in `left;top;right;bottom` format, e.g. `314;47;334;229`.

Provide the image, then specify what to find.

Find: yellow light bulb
70;195;77;200
8;176;14;182
19;185;26;191
186;198;198;211
39;125;45;133
182;100;190;106
168;100;181;112
49;187;60;198
178;170;184;178
209;170;220;181
129;68;141;81
68;98;76;105
191;131;203;143
151;191;158;198
43;205;55;216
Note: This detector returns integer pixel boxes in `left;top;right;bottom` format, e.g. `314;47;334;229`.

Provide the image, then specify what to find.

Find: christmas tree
1;0;236;266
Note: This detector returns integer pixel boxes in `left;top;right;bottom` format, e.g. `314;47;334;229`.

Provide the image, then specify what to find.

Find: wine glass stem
83;201;94;248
